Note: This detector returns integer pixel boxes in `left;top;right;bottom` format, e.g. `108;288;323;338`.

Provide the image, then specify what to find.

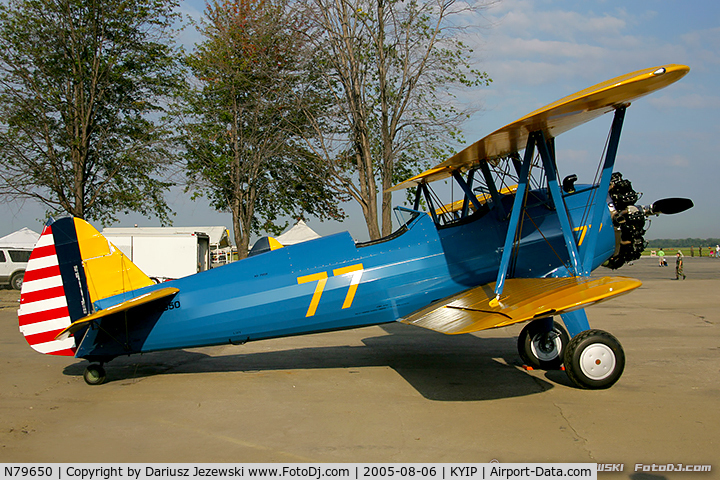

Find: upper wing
399;276;641;335
388;64;689;192
55;286;179;341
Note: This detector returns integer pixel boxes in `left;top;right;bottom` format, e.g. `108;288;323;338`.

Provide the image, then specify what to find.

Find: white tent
276;220;321;246
0;227;40;249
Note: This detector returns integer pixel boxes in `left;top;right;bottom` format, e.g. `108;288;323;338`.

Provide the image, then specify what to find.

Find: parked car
0;248;31;290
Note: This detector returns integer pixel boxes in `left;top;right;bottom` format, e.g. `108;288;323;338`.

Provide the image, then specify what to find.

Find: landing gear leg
517;318;569;370
564;329;625;389
83;364;107;385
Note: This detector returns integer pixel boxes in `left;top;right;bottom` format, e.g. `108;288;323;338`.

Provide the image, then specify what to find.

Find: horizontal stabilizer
56;287;179;341
400;276;641;335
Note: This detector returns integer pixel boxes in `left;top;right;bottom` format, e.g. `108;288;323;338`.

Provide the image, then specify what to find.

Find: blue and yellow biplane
19;64;693;388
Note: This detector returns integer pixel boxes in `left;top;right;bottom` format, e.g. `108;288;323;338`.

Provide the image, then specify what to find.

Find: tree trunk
232;200;249;260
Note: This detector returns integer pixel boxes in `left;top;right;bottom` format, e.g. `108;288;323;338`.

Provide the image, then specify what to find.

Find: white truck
102;228;212;282
0;227;40;290
0;247;31;290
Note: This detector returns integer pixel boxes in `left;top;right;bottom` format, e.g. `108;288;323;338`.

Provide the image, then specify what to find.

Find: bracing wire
578;126;612;230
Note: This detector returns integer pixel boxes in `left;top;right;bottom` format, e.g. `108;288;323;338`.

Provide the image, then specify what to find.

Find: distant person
676;251;685;280
699;246;703;257
716;245;720;259
690;246;694;257
658;248;666;267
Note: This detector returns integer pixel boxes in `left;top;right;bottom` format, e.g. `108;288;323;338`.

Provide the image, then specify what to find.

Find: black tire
518;319;569;370
83;364;107;385
10;271;24;291
564;329;625;389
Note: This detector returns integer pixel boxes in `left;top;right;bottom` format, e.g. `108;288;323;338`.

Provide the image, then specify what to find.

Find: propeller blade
651;197;694;215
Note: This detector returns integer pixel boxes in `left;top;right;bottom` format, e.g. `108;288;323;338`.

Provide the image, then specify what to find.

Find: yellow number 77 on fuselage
297;263;364;317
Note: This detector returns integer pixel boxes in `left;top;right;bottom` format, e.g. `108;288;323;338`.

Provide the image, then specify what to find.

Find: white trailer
102;228;212;281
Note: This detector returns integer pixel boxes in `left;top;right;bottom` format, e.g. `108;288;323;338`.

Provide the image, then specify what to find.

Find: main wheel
10;271;23;291
564;329;625;389
83;364;107;385
518;319;569;370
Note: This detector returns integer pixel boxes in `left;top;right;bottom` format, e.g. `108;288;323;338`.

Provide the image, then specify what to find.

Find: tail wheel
83;364;107;386
518;319;569;370
564;329;625;389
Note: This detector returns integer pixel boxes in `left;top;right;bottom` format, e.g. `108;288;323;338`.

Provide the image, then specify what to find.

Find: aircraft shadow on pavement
63;323;558;401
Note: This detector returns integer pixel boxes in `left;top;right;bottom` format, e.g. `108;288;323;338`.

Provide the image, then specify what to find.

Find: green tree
180;0;343;258
0;0;183;224
301;0;491;239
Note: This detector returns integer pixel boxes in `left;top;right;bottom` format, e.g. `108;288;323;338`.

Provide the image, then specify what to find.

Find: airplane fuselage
78;185;616;361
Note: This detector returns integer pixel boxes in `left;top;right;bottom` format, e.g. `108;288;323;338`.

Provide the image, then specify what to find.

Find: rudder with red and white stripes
18;221;87;356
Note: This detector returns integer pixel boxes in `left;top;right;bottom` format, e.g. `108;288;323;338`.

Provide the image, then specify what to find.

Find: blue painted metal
560;309;591;338
479;162;506;219
493;133;535;298
580;107;626;275
461;169;477;218
511;155;522;176
536;131;582;276
70;173;619;360
420;183;440;225
452;170;483;213
413;182;422;211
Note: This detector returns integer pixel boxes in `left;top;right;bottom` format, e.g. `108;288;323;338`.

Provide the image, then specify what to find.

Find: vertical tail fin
18;217;154;356
18;221;78;356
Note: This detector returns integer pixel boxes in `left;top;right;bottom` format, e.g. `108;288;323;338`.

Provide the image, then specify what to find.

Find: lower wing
400;276;641;334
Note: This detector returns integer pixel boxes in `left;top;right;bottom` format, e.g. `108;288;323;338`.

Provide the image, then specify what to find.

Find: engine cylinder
604;172;646;269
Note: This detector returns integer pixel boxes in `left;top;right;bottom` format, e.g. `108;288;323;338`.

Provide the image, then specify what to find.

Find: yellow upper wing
400;276;641;335
388;64;689;192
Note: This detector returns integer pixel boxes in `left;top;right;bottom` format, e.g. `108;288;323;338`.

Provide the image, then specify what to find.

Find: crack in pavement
553;402;594;461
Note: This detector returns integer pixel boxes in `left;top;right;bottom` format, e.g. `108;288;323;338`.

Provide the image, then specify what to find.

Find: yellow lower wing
400;276;641;335
55;287;180;341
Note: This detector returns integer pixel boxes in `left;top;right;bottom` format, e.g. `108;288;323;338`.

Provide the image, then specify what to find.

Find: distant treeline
646;238;720;248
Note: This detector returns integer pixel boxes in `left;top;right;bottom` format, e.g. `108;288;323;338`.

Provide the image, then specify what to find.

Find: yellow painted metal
55;287;180;340
297;271;329;317
391;166;455;192
388;64;689;192
400;276;642;334
268;237;284;250
435;185;518;216
73;218;154;303
332;263;364;309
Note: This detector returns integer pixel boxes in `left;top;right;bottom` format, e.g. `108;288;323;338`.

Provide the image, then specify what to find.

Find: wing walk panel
400;276;641;335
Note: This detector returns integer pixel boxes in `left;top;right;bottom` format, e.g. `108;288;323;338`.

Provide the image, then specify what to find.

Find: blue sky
1;0;718;242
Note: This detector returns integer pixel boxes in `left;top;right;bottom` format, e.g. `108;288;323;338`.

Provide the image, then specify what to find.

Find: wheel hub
531;332;561;361
579;343;616;381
